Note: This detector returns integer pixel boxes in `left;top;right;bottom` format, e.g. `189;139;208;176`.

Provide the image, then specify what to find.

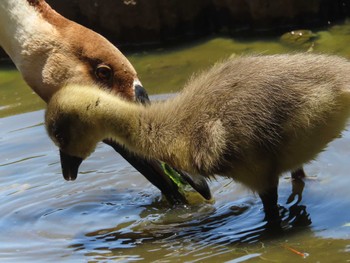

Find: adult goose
46;53;350;222
0;0;211;204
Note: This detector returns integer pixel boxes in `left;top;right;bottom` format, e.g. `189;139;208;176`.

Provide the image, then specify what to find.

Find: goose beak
59;150;83;181
103;140;212;205
135;84;150;105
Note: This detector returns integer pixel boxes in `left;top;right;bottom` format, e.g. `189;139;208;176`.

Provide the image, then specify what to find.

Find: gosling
46;53;350;222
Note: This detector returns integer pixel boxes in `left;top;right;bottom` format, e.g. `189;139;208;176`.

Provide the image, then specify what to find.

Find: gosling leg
259;185;280;223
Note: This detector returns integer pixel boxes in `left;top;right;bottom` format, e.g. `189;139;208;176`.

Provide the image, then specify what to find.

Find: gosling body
46;53;350;219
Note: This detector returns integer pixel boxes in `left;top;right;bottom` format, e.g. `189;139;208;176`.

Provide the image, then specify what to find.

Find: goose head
0;0;145;102
1;0;149;177
0;0;149;179
2;1;212;202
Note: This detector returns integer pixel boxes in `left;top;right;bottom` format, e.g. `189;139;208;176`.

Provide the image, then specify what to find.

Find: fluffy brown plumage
46;53;350;222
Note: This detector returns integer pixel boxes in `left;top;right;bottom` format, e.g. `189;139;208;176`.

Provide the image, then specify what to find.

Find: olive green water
2;20;350;262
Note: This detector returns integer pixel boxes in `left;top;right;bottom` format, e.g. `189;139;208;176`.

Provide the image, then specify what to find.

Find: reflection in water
76;184;313;262
285;177;312;227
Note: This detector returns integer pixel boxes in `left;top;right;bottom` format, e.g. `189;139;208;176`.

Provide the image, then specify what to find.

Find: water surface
2;20;350;262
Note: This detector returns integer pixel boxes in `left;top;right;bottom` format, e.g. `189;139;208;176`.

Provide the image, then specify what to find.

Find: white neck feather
0;0;56;70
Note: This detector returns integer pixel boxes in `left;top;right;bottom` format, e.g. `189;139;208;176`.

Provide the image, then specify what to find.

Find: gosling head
45;86;104;181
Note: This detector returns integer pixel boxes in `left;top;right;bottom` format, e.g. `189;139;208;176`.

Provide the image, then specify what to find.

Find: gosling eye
95;64;113;84
50;122;68;149
55;132;66;148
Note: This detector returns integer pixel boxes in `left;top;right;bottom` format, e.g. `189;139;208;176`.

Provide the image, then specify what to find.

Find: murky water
2;20;350;262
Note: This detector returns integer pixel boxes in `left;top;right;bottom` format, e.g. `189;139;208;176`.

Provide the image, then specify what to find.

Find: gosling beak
135;84;150;105
59;150;83;181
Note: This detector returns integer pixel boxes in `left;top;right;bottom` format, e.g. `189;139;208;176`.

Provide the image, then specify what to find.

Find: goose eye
95;64;112;83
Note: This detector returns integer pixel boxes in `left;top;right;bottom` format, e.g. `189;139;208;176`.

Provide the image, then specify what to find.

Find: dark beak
135;84;150;105
104;141;212;205
172;168;212;200
59;150;83;181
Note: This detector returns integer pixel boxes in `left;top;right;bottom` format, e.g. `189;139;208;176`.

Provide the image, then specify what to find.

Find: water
2;20;350;262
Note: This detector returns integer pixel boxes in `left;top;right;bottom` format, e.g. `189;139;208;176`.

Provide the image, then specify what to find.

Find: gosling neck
99;98;191;170
95;96;143;148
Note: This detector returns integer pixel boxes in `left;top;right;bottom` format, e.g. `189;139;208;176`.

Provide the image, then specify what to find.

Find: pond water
2;20;350;262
